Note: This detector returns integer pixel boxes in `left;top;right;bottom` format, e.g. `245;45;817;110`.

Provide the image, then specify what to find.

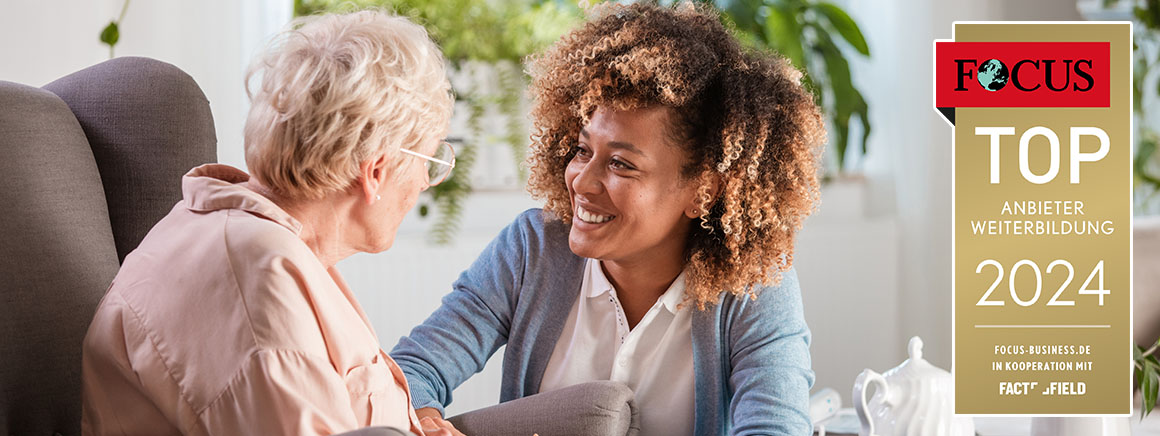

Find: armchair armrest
447;381;639;436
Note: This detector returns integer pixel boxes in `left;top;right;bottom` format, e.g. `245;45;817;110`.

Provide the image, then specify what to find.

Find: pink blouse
82;164;425;436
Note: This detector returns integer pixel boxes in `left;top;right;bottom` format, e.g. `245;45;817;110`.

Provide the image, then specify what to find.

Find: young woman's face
565;106;702;264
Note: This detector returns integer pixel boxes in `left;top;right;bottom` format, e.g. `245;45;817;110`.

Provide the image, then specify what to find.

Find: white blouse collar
584;258;687;313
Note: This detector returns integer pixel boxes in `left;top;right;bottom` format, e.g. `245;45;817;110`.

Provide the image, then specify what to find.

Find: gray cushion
448;381;639;436
44;56;217;261
0;81;120;435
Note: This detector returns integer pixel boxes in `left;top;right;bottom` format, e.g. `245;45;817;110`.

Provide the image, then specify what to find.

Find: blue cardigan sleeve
727;268;815;436
388;212;530;415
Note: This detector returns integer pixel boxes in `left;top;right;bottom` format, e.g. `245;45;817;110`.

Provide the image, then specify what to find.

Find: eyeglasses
400;140;456;186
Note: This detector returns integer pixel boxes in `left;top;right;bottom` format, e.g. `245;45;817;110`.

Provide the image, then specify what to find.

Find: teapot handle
853;369;891;436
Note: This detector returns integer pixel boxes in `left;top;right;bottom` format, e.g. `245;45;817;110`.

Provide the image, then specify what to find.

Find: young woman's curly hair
525;2;825;308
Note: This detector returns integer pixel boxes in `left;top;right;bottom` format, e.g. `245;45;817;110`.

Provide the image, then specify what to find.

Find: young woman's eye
572;144;591;158
610;159;634;171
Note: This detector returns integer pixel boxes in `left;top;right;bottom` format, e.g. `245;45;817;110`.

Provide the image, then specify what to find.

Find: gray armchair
0;57;637;436
0;57;216;435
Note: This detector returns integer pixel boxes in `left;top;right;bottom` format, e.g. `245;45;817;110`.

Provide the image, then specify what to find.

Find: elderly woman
81;11;457;436
391;3;824;436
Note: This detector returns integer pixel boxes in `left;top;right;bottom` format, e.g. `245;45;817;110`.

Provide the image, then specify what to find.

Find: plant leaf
832;110;850;170
1155;67;1160;101
1137;361;1144;388
715;0;763;33
1144;362;1159;418
813;2;870;56
1136;0;1160;31
764;5;806;68
854;96;871;162
812;25;855;107
723;14;767;51
813;24;867;168
1136;133;1160;187
99;22;119;47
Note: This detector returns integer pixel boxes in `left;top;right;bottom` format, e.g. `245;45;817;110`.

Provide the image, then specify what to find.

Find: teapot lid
884;336;951;379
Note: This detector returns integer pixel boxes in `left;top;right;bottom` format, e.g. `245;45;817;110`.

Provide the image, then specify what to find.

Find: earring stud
376;195;382;201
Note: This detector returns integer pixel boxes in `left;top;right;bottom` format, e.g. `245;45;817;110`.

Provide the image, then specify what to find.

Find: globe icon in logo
977;59;1009;91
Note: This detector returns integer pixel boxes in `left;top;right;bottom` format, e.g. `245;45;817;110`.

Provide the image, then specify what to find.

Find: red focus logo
935;42;1110;108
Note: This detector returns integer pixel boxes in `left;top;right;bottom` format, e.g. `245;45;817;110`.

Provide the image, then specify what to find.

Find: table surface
814;408;1160;436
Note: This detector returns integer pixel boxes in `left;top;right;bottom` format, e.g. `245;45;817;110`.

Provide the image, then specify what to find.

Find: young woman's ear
685;171;723;219
359;153;392;205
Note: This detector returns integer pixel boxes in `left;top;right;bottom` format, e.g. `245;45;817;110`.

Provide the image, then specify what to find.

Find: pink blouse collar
181;164;303;235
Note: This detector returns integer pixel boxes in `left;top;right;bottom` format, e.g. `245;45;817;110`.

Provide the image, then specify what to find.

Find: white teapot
852;337;974;436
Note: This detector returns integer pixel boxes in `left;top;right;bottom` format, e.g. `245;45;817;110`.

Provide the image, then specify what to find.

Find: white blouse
539;258;695;436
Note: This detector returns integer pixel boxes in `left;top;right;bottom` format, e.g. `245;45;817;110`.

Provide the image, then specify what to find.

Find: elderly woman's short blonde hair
244;10;453;199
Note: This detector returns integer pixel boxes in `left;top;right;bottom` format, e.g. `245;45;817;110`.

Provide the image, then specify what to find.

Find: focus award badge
936;23;1133;414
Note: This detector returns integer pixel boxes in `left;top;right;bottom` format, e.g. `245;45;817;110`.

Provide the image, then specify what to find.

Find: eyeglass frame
399;139;457;186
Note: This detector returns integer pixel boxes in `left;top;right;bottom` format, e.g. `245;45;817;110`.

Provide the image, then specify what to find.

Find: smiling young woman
390;3;825;435
563;106;714;328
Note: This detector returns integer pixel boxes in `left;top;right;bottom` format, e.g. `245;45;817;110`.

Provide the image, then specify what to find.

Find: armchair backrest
44;57;218;262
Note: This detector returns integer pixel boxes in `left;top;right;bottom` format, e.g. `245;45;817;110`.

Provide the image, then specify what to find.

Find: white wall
0;1;115;87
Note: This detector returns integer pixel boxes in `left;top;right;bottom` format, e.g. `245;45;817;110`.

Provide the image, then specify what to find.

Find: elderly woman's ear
359;153;393;205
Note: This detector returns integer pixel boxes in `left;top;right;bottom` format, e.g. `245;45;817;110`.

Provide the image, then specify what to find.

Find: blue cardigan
389;209;814;435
